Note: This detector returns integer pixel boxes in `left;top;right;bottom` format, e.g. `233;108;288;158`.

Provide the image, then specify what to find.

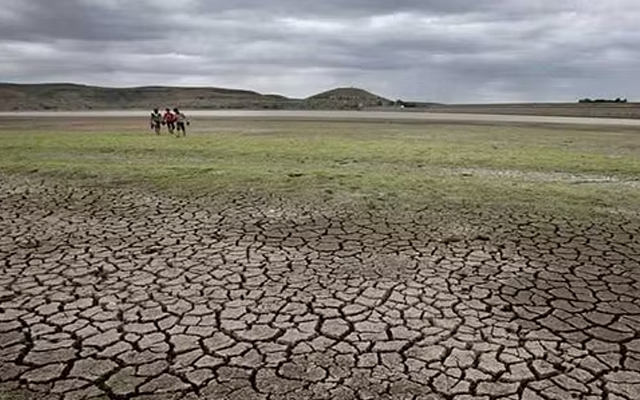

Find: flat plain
429;102;640;119
1;115;639;400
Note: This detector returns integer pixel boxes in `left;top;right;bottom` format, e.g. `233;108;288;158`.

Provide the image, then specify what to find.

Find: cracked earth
1;176;639;400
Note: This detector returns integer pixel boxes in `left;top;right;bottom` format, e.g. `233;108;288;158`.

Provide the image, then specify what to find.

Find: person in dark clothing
174;108;189;136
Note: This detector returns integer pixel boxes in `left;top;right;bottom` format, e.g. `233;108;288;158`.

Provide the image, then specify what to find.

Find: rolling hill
305;87;393;109
0;83;297;111
5;83;636;119
0;83;394;111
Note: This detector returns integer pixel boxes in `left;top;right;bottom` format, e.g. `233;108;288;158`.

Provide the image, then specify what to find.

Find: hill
0;83;300;111
306;87;393;109
0;83;396;111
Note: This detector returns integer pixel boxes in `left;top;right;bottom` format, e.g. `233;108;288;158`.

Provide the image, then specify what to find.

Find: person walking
174;108;189;137
163;108;176;134
150;108;162;135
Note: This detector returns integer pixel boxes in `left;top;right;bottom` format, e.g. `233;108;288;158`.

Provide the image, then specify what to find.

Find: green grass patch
1;118;639;217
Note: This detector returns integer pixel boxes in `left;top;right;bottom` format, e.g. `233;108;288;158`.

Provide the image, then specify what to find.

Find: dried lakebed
0;177;639;400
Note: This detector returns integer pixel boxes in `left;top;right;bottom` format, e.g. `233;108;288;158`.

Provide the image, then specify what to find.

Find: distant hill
0;83;395;111
306;87;393;109
0;83;299;111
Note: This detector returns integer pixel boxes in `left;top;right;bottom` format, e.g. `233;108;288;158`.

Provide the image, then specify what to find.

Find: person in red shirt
162;108;176;134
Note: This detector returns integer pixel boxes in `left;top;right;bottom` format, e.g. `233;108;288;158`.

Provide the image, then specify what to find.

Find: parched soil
1;176;639;400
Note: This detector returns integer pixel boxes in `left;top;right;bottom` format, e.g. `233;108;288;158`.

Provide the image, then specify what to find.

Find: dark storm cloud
0;0;167;41
1;0;640;102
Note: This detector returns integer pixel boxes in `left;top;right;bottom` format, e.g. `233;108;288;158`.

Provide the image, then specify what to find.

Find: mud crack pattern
1;177;639;400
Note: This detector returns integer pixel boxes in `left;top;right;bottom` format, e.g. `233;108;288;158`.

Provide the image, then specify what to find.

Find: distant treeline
394;100;436;108
578;98;628;104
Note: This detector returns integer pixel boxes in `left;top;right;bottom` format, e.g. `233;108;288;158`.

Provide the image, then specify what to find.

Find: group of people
150;108;189;136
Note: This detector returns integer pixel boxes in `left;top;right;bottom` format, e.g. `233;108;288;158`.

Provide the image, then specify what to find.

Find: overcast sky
1;0;639;103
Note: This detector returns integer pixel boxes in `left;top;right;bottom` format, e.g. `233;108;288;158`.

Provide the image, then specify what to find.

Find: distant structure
394;99;437;109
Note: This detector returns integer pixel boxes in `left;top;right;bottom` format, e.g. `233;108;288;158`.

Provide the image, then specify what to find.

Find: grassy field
1;117;639;218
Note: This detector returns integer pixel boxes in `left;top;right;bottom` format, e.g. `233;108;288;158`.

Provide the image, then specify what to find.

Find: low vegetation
1;117;639;218
578;97;627;103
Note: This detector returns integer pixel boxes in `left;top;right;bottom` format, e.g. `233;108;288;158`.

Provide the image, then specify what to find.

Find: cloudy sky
1;0;639;103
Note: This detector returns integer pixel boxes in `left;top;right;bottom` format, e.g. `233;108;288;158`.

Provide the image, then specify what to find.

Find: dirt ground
2;110;640;128
428;103;640;120
1;172;639;400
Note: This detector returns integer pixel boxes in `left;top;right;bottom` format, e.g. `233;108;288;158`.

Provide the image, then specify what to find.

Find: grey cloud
190;0;497;17
0;0;165;41
1;0;640;102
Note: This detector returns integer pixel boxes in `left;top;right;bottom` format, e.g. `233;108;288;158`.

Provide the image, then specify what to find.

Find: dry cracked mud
1;176;639;400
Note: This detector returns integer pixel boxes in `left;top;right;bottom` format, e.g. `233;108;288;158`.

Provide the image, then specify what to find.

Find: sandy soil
2;110;640;127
